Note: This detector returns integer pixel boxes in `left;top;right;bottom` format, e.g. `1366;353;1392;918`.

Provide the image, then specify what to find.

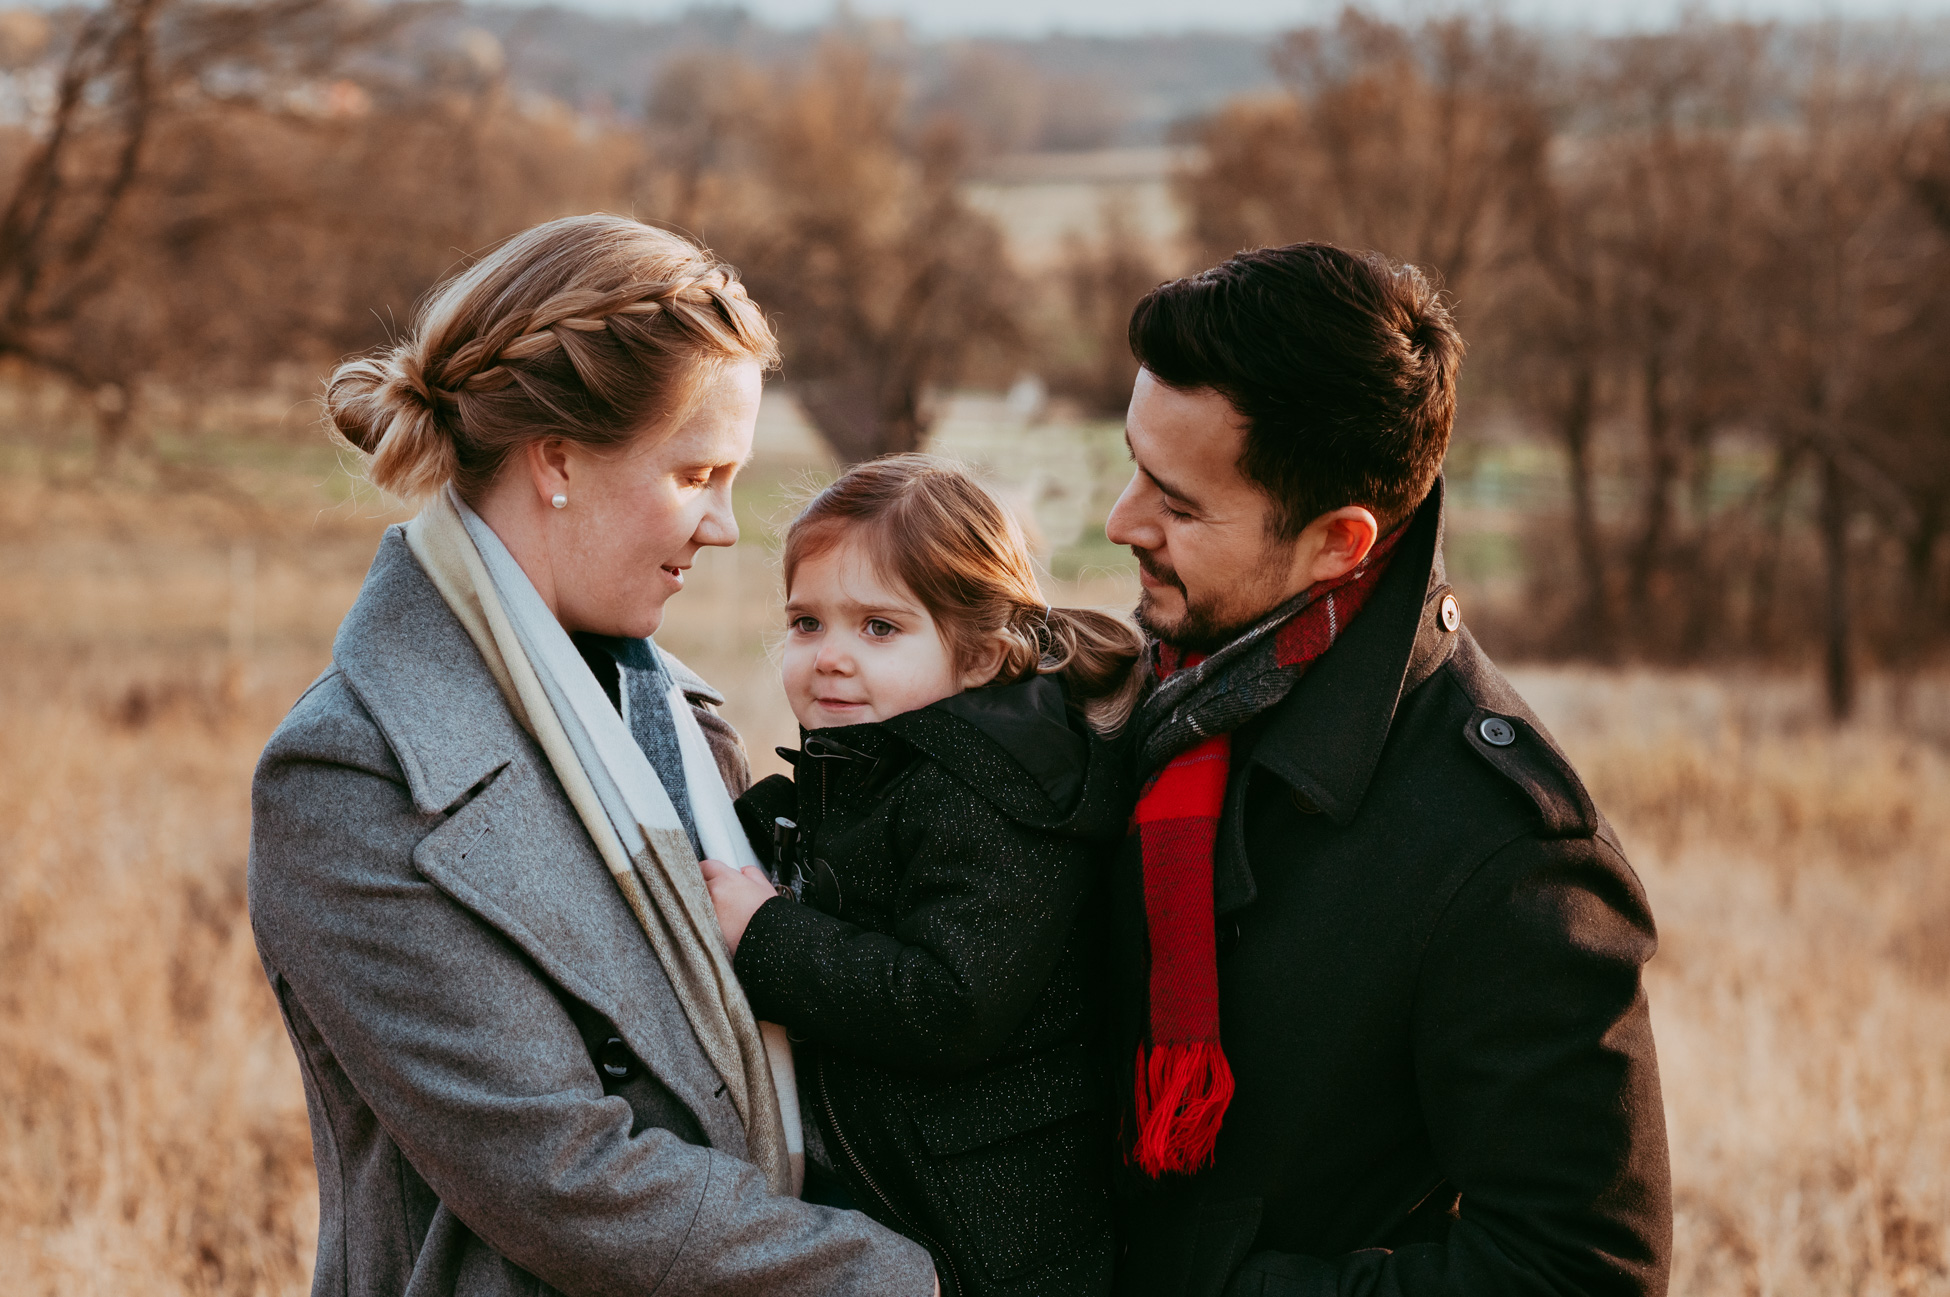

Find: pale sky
556;0;1950;37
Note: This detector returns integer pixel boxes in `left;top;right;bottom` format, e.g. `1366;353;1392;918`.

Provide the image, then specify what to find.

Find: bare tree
1743;33;1938;715
0;0;428;457
1043;202;1167;418
1182;9;1548;306
1584;26;1765;650
0;0;170;452
1502;131;1620;655
673;38;1022;463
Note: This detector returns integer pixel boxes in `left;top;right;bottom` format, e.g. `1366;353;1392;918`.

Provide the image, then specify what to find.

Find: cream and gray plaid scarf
405;486;801;1194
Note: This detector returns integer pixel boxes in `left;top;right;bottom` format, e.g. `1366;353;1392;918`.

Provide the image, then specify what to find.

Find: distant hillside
462;4;1280;142
452;6;1950;146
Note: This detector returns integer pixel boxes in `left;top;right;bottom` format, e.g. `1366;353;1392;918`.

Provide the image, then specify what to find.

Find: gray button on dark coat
247;527;935;1297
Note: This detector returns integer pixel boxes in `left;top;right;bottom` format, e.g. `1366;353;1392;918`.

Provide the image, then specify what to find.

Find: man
1100;243;1670;1297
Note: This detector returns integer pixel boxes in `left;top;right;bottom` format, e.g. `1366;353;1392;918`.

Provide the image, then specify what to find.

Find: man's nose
1105;471;1162;550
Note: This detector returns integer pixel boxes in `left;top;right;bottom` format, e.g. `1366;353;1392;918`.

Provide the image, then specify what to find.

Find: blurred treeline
1173;12;1950;720
4;1;1950;709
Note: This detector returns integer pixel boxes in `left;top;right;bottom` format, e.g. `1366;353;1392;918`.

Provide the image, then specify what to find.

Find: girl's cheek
780;641;812;691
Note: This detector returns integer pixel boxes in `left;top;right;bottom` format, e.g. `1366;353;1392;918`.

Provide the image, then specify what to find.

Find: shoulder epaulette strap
1462;707;1598;838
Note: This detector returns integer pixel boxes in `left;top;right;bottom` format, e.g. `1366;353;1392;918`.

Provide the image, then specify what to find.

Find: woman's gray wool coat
247;526;936;1297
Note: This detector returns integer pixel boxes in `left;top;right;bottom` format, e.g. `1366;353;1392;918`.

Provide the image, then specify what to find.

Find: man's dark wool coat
1106;483;1673;1297
733;676;1127;1297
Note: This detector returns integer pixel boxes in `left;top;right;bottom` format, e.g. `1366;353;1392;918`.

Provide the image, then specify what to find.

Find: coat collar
789;676;1129;839
330;527;744;1146
332;525;527;816
1205;480;1456;917
899;675;1090;819
1244;477;1457;827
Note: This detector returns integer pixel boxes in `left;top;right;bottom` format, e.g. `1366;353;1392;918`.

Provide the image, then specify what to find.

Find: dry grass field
2;423;1946;1295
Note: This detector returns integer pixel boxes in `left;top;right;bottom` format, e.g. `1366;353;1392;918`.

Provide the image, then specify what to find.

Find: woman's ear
957;632;1011;691
525;437;573;507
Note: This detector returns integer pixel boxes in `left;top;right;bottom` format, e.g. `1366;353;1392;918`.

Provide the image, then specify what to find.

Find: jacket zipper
817;1054;964;1297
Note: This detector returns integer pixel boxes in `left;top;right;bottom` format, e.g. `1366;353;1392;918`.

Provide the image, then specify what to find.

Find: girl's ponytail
1035;606;1144;735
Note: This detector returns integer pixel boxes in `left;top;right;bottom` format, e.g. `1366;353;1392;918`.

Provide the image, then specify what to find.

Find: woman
247;214;936;1295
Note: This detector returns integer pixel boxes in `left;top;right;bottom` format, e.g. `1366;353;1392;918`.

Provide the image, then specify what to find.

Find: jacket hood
928;674;1088;808
800;675;1132;843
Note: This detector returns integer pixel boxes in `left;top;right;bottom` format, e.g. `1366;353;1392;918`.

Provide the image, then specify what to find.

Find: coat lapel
332;528;744;1154
1245;479;1457;824
1213;481;1460;916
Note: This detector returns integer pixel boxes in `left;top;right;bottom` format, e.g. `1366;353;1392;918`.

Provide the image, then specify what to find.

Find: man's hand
699;857;776;956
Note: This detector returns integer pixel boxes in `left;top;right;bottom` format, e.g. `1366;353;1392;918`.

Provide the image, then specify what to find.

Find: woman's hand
699;858;777;956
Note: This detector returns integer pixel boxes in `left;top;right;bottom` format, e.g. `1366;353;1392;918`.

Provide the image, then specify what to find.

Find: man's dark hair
1128;242;1463;538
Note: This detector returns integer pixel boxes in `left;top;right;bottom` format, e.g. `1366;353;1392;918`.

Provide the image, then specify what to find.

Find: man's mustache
1132;547;1186;595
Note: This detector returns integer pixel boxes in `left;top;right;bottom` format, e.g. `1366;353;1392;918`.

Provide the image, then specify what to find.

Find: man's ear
958;632;1011;691
1301;506;1380;586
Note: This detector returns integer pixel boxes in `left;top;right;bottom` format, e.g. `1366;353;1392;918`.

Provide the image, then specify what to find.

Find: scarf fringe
1132;1040;1235;1177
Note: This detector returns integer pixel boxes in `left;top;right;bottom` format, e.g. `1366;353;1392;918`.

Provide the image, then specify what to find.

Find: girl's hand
699;857;776;956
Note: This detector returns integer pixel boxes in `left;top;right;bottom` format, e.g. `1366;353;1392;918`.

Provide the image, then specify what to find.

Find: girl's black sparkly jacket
731;675;1130;1297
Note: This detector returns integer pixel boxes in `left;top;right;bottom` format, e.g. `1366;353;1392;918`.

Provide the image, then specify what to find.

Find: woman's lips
660;564;685;590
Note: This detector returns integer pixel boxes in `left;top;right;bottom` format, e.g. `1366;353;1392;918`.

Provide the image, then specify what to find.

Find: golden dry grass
1;457;1945;1296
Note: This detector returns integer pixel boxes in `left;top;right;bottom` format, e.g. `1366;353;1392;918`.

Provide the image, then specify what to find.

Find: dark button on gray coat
248;527;934;1297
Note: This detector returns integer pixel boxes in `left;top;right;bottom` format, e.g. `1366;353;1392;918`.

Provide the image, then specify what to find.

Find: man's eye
1162;501;1194;522
864;619;897;638
790;616;820;634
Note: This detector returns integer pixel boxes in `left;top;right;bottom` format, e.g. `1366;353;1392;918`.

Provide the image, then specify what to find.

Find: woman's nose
1105;471;1162;551
694;487;739;549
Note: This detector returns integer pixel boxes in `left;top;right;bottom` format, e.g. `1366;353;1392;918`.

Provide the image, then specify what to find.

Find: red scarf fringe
1132;1039;1236;1176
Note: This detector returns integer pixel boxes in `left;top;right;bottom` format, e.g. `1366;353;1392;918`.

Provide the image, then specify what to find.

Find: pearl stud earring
550;493;568;509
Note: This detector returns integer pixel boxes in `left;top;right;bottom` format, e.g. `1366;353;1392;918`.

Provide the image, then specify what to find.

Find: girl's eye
864;619;897;639
790;616;820;634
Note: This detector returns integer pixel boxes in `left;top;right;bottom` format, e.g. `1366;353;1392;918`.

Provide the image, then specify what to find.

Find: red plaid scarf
1130;532;1402;1178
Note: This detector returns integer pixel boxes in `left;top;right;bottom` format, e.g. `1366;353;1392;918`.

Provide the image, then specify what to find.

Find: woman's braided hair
328;215;780;500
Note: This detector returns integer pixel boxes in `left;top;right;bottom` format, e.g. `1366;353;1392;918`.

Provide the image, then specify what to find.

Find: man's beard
1131;547;1265;654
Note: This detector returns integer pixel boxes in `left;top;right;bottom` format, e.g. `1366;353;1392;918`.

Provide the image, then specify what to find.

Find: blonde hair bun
326;347;456;499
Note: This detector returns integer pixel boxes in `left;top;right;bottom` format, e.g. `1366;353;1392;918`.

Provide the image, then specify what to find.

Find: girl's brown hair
784;455;1145;733
327;214;780;501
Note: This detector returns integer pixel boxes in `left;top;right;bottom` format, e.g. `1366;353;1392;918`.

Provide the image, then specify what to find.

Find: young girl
699;455;1141;1297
